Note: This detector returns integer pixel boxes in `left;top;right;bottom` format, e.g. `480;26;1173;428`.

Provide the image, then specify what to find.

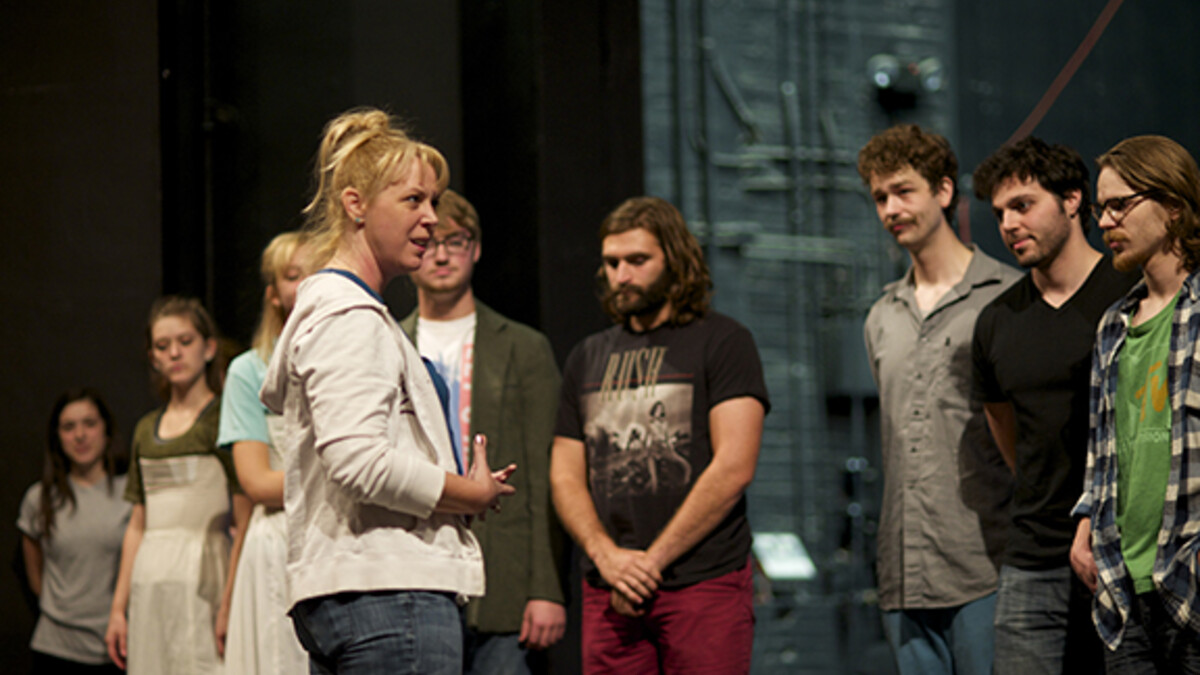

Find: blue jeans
1106;592;1200;675
290;591;463;675
993;564;1104;674
463;630;544;675
882;592;996;675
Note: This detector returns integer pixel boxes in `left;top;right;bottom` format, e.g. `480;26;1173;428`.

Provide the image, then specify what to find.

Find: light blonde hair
302;108;450;266
435;189;481;241
251;231;311;360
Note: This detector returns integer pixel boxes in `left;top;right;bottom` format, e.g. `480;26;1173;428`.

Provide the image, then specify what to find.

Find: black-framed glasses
427;234;474;254
1091;190;1157;222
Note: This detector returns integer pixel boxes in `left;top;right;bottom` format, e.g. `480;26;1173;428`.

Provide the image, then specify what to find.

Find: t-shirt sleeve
217;352;271;449
124;413;153;504
705;319;770;414
553;342;587;440
971;305;1004;403
16;483;42;539
205;399;242;495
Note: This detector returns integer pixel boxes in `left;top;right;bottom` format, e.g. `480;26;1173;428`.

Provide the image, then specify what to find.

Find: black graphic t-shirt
555;312;770;588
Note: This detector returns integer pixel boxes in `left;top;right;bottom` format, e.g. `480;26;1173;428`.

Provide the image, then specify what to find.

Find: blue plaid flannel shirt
1073;269;1200;649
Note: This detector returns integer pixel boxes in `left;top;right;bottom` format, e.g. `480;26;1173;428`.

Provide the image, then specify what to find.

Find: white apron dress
224;415;308;673
127;455;230;675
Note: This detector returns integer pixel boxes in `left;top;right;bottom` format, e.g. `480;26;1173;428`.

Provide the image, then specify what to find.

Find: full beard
607;272;672;324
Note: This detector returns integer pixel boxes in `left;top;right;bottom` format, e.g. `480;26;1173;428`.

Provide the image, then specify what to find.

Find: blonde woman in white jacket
260;107;515;674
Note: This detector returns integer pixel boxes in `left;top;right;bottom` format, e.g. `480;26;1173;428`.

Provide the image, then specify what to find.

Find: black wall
0;2;639;672
957;0;1200;253
0;2;161;667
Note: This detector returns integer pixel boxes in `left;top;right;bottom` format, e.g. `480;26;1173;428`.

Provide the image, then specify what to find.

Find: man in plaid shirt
1071;135;1200;672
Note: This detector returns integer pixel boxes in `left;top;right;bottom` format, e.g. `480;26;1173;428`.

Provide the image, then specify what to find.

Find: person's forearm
645;463;751;571
21;535;43;597
110;506;145;617
551;460;614;560
220;494;253;609
646;396;763;571
233;441;284;508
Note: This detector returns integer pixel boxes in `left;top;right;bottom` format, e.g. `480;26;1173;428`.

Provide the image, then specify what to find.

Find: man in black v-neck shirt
971;137;1138;674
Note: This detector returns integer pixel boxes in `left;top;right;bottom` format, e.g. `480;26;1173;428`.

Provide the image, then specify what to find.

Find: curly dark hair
973;136;1092;232
597;197;712;326
857;124;959;220
1098;135;1200;274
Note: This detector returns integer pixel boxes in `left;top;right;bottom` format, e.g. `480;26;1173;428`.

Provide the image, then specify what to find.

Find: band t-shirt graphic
585;346;693;499
556;313;770;588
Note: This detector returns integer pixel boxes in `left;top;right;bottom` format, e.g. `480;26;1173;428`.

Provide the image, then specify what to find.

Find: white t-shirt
416;313;476;465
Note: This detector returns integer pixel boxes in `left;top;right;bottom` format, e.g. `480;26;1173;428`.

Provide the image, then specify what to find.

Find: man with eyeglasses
970;137;1137;675
1070;135;1200;672
401;189;567;674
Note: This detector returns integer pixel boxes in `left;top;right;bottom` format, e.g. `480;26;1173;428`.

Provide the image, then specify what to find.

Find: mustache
606;283;645;300
1103;232;1126;246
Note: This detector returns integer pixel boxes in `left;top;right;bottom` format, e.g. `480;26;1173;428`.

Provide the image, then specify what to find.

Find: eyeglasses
1091;190;1157;222
427;234;474;254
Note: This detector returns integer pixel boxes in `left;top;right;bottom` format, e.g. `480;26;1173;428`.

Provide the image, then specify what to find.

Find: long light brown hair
597;196;712;326
1098;135;1200;273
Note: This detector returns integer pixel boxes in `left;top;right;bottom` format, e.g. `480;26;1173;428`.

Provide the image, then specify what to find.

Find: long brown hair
145;296;224;400
597;196;712;326
39;388;122;542
1098;135;1200;273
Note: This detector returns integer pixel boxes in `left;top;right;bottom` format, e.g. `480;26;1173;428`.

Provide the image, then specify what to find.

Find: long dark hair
40;388;122;542
597;196;713;326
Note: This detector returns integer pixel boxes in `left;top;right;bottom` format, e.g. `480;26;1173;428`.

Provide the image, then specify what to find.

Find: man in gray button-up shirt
859;124;1019;675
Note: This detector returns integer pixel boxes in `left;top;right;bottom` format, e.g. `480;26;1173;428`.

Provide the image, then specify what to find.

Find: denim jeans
463;630;544;675
290;590;463;675
882;592;996;675
1106;592;1200;675
993;564;1104;674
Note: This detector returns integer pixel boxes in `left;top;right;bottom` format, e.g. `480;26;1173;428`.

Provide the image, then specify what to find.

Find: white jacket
261;272;483;607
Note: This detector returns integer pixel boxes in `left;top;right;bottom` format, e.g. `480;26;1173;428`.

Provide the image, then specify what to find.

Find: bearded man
550;196;770;674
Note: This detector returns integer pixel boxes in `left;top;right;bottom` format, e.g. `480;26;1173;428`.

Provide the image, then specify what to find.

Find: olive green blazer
401;301;566;632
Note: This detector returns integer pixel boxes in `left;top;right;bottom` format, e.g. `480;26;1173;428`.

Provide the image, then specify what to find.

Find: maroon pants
581;562;755;674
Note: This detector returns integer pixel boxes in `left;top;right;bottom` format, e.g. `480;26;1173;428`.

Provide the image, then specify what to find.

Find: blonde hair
302;108;450;266
251;231;310;360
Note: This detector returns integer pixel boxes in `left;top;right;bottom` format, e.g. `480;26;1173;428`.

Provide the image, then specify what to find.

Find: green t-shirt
1115;294;1177;593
